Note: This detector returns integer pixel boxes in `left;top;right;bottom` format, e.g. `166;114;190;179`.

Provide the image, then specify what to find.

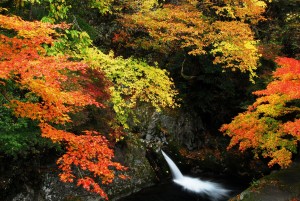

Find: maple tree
220;57;300;168
7;0;179;129
115;0;266;81
0;14;127;199
43;21;179;128
83;49;179;128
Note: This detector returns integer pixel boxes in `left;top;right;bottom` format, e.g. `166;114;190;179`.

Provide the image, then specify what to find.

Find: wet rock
12;185;36;201
8;169;100;201
106;133;157;200
6;133;156;201
40;171;100;201
230;161;300;201
143;110;205;151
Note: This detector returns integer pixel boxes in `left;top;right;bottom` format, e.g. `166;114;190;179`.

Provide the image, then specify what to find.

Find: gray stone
9;134;156;201
230;161;300;201
143;110;205;151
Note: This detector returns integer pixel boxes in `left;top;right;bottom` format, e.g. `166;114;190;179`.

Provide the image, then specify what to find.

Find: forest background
0;0;299;200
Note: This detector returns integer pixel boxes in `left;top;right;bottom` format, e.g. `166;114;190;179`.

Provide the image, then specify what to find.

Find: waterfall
161;149;183;180
161;150;229;200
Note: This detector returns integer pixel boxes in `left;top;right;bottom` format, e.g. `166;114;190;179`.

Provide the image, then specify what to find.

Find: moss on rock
230;161;300;201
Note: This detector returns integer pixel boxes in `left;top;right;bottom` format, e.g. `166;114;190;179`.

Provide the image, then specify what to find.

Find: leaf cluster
0;9;179;198
0;13;124;199
221;57;300;168
44;20;178;128
116;0;266;81
85;50;179;128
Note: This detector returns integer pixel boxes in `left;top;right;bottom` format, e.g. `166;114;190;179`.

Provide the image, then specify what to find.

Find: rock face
4;134;156;201
10;170;100;201
143;110;205;151
230;161;300;201
107;134;157;200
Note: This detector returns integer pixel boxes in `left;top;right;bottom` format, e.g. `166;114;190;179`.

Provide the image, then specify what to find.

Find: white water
161;150;229;200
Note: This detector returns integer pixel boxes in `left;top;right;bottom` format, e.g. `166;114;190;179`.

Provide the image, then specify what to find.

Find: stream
117;176;246;201
118;151;247;201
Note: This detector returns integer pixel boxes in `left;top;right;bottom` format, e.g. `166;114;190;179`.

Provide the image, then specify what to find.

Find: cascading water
161;150;183;180
161;150;229;201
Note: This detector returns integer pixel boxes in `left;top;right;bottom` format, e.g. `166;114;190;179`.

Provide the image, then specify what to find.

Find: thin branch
180;56;197;80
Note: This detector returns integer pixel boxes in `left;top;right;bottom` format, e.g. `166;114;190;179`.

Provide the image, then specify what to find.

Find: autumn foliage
0;14;126;199
2;0;299;198
220;57;300;168
116;0;266;80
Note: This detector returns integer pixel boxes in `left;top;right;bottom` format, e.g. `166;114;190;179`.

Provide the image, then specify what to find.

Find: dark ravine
118;159;300;201
0;109;237;200
4;141;298;201
2;109;293;201
116;150;250;201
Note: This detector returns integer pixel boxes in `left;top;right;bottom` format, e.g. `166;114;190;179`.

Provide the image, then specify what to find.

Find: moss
63;196;83;201
231;162;300;201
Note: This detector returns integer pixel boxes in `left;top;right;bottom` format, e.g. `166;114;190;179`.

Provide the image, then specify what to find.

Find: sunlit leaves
12;0;115;21
89;0;114;14
116;0;162;12
210;0;266;24
209;21;260;81
0;11;178;198
48;26;179;128
282;119;300;138
119;4;208;55
117;1;264;80
268;148;293;168
220;57;300;168
77;47;179;128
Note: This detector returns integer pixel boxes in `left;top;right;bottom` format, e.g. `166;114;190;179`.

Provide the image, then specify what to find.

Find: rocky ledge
230;160;300;201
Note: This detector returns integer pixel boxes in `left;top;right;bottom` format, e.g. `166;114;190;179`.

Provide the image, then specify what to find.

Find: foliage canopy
116;0;266;81
221;58;300;168
1;0;300;199
0;14;127;198
0;2;178;196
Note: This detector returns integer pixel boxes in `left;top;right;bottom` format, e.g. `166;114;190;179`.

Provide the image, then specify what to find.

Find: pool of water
117;176;246;201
